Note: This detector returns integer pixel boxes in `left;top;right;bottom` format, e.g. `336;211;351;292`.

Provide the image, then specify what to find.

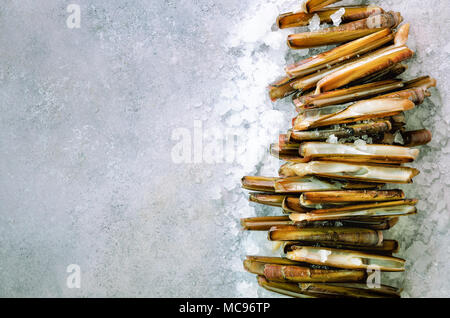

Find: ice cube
330;8;346;26
308;14;321;32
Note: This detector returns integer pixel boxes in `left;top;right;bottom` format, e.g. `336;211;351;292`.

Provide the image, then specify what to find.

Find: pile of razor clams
241;0;435;298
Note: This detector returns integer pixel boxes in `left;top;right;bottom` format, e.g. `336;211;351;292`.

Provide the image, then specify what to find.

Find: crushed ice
331;8;346;26
308;14;321;32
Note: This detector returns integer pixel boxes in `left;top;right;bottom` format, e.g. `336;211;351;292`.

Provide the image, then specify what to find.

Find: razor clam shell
268;226;383;247
289;204;417;222
294;79;403;110
274;176;383;192
305;0;343;13
286;29;393;78
257;276;316;298
241;216;292;231
300;189;405;206
293;98;414;131
249;193;293;207
277;6;384;29
283;239;399;255
288;12;401;49
287;246;405;271
263;263;366;283
297;142;419;164
288;120;392;142
314;45;413;93
279;161;420;183
298;282;400;298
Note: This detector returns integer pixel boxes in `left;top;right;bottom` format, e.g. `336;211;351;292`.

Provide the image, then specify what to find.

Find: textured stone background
0;0;449;297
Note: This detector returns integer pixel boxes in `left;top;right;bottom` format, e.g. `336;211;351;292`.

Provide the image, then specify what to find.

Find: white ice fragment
236;281;258;298
326;134;338;144
394;131;405;145
295;49;310;57
263;32;284;50
245;237;260;255
444;42;450;54
308;14;321;32
209;185;222;200
231;257;245;272
224;177;237;191
330;8;346;26
318;249;332;262
354;139;367;150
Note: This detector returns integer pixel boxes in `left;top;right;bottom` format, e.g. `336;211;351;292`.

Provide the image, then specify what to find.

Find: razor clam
296;142;420;164
298;283;401;298
296;217;400;230
278;134;300;149
246;256;300;265
287;12;402;49
289;200;417;222
249;193;293;207
375;88;430;105
245;259;366;283
292;98;415;131
374;76;436;105
269;143;300;161
288;120;392;142
257;276;400;298
282;196;310;213
312;199;417;213
337;63;408;95
293;79;404;111
268;75;299;101
257;276;316;298
283;239;399;256
240;217;399;231
242;176;383;193
286;29;394;78
378;129;433;147
341;217;398;230
279;161;419;183
403;76;437;90
289;57;404;94
268;226;383;247
241;216;292;231
277;6;384;29
275;176;383;192
300;189;405;207
290;61;352;92
241;176;278;192
314;24;413;93
304;0;343;13
287;246;405;271
352;63;408;86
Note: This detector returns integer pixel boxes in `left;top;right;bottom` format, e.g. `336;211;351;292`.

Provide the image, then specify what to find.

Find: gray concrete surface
0;0;449;297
